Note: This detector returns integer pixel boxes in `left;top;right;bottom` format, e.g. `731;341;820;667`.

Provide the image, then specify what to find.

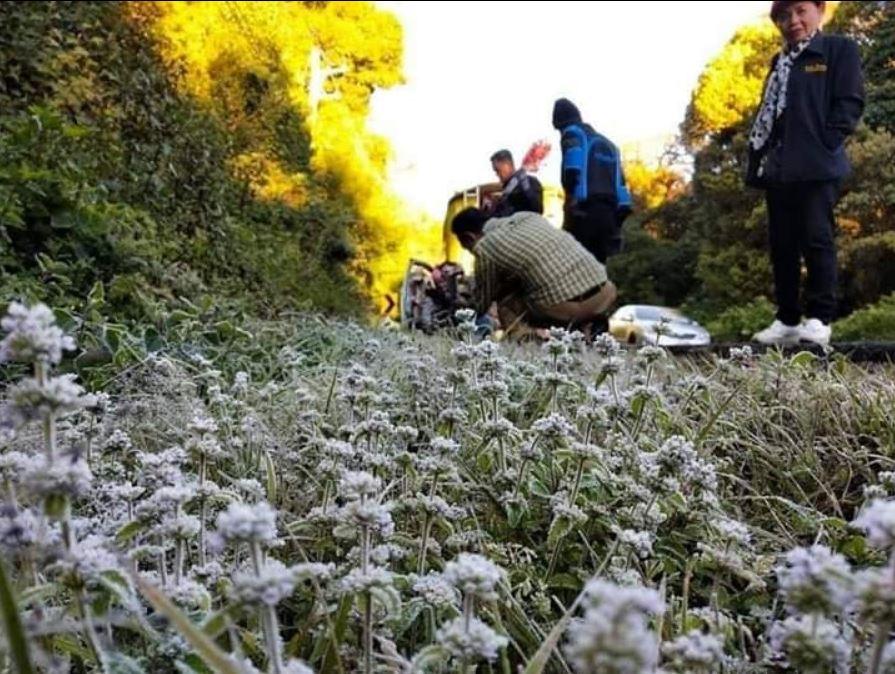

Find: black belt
568;281;606;303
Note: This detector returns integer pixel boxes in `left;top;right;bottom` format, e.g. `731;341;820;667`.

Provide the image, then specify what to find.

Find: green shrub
833;292;895;341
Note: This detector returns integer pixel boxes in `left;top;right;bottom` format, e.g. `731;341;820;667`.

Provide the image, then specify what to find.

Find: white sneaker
798;318;831;346
753;320;801;346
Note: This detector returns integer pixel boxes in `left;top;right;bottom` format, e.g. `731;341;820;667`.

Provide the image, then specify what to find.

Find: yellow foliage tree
624;161;686;213
681;23;779;150
129;1;440;311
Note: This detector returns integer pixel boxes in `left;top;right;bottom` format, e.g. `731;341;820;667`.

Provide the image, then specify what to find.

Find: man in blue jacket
552;98;631;264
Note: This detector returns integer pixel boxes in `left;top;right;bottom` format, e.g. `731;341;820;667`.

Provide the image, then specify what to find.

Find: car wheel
627;332;638;345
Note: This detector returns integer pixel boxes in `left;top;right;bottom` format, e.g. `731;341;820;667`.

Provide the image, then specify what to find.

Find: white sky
369;1;773;218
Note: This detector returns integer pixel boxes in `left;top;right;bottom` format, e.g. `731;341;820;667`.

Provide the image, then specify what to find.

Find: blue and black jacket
552;98;631;214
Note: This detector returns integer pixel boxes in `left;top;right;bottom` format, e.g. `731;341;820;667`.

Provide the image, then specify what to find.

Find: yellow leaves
836;216;862;239
624;161;685;212
682;23;779;149
125;1;430;312
230;153;308;209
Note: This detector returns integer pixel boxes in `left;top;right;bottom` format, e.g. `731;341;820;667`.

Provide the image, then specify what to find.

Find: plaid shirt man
472;212;607;313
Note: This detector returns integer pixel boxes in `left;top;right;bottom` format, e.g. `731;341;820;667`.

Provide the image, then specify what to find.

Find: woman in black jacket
747;0;864;346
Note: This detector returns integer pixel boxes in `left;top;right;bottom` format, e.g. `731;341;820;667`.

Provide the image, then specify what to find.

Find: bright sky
369;1;772;218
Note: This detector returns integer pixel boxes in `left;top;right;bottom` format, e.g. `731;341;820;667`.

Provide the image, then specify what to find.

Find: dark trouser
563;199;621;264
765;180;840;326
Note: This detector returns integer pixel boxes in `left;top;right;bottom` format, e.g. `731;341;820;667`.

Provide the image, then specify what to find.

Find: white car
609;305;711;347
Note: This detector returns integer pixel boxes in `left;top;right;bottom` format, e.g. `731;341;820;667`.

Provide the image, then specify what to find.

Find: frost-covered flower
0;505;42;552
189;414;218;435
24;456;92;499
339;500;394;537
168;579;212;610
157;514;201;540
413;572;460;608
854;567;895;624
767;615;849;674
0;302;75;365
103;429;133;454
444;553;504;602
662;630;725;672
9;375;96;423
437;617;508;662
430;437;460;457
565;580;664;674
532;413;575;441
710;517;752;547
232;559;298;606
339;566;394;593
853;499;895;549
339;471;381;500
776;545;853;616
215;501;278;546
232;479;266;502
611;527;655;559
57;535;121;584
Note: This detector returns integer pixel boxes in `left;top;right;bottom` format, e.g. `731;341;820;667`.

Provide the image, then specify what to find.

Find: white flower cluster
564;580;664;674
24;456;93;499
339;470;381;500
611;526;655;559
0;302;75;365
413;572;460;608
776;545;853;616
662;630;725;671
767;614;850;674
531;413;575;441
853;499;895;549
436;617;508;662
215;501;278;546
232;559;299;606
9;375;96;423
443;553;504;602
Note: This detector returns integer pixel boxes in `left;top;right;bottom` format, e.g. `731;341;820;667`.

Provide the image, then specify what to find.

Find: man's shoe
798;318;831;346
753;320;801;346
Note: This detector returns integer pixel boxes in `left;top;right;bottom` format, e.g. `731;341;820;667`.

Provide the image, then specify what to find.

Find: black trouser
563;199;621;264
765;180;840;326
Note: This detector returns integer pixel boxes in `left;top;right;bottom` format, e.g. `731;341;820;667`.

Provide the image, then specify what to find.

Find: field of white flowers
2;302;895;674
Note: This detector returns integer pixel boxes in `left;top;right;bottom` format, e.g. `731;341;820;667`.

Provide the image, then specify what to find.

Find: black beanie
552;98;582;130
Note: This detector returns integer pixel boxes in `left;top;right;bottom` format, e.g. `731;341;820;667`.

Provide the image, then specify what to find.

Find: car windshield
634;307;681;322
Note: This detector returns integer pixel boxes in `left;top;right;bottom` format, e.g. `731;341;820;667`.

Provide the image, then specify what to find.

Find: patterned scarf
748;31;818;152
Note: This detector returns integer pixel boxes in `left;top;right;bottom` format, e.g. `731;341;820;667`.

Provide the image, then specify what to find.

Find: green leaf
116;519;147;544
546;515;573;549
87;280;105;306
369;585;401;618
134;576;247;674
0;559;35;674
790;351;818;367
200;603;242;640
263;451;277;503
44;493;67;518
410;644;450;670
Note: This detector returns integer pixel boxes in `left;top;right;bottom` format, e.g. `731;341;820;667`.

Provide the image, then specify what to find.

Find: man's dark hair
451;207;489;236
490;149;513;164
